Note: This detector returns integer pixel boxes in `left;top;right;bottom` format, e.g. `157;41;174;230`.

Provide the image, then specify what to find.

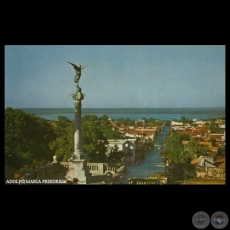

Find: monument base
65;159;91;184
69;150;85;161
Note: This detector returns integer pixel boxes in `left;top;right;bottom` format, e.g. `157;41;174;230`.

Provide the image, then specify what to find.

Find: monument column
65;62;91;184
72;85;84;160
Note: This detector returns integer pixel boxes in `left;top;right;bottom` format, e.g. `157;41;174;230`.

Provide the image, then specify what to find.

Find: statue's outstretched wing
81;64;90;71
68;62;81;71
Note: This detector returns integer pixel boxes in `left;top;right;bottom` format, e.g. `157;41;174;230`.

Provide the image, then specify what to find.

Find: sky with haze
5;45;225;108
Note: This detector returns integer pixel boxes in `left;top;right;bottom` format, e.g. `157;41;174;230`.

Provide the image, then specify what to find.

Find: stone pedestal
65;160;91;184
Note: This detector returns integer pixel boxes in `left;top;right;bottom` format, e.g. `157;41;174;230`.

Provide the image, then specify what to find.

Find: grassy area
183;178;225;185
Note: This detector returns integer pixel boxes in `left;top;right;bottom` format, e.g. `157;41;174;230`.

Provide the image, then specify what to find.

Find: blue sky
4;45;225;108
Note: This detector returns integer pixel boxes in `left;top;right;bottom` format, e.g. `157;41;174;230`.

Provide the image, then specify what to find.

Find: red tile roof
210;134;224;140
173;130;192;134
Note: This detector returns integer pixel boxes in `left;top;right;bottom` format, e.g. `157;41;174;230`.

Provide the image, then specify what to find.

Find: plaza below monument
22;161;129;184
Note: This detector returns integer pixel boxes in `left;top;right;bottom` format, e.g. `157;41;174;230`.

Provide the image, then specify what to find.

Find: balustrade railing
60;162;121;174
60;162;70;168
104;163;120;173
128;177;167;185
87;163;99;173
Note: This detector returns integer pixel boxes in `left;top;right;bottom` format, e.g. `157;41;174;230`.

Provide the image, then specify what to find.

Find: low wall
24;162;67;180
128;177;167;185
195;167;225;180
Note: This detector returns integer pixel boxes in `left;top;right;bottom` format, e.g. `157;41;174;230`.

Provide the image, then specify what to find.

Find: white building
191;155;215;168
106;139;138;164
171;121;183;126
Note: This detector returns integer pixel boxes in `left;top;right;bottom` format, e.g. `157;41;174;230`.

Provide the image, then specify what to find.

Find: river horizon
16;107;225;121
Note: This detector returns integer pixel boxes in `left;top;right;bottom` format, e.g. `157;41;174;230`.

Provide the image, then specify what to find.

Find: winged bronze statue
68;62;88;85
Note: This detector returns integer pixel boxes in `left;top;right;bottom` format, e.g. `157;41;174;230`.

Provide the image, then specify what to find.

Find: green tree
184;137;199;158
49;116;74;162
49;116;110;163
217;146;225;157
163;133;194;163
208;123;222;133
5;107;55;169
100;126;122;139
180;116;193;124
123;118;135;126
82;114;98;123
82;121;108;162
98;115;110;127
108;144;126;163
147;117;156;124
197;145;209;157
145;138;155;150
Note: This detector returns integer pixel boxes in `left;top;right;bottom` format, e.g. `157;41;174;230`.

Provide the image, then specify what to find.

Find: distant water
18;107;225;121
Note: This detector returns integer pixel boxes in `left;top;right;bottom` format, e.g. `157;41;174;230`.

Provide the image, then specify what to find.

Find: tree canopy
208;123;223;133
179;116;193;124
82;121;108;162
217;146;225;157
5;107;55;169
108;144;126;163
49;116;74;162
49;116;110;162
162;133;194;163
